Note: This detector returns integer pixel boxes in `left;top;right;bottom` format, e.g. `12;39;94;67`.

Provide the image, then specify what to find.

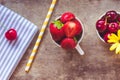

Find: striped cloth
0;5;38;80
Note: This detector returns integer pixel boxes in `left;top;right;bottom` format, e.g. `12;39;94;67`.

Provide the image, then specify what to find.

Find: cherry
96;10;120;44
105;10;118;22
96;19;107;32
5;28;17;40
108;22;119;33
117;14;120;22
103;32;111;43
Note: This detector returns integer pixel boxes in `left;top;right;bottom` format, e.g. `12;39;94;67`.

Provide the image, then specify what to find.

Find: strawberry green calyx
74;37;78;43
53;20;64;29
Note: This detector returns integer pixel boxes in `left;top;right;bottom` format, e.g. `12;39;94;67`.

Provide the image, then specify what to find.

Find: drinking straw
25;0;57;72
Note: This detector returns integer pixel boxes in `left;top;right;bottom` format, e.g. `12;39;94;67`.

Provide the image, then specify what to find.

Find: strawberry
49;20;65;41
63;19;82;38
60;12;75;23
72;19;82;35
61;38;77;49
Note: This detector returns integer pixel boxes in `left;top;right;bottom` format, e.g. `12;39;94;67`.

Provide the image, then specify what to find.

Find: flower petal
117;30;120;39
110;43;119;51
108;33;119;40
115;44;120;54
108;39;118;43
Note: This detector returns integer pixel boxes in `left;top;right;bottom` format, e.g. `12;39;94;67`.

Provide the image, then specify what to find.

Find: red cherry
108;22;119;33
117;14;120;22
105;10;118;22
5;29;17;40
60;12;75;23
96;19;107;32
103;32;111;43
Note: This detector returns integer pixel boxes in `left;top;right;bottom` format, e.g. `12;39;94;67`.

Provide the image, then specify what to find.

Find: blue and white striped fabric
0;5;38;80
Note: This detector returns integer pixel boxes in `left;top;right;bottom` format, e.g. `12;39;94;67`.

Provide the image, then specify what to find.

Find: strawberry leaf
74;37;78;43
53;20;63;29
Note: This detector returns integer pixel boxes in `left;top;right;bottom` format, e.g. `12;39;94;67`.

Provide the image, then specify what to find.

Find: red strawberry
50;20;65;41
61;38;77;49
5;28;17;40
60;12;75;23
72;19;82;35
63;20;82;38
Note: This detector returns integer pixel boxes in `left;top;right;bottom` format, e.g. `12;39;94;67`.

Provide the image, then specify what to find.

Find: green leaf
53;20;64;29
74;37;78;43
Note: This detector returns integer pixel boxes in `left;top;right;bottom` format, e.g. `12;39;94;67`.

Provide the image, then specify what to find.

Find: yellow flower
108;30;120;54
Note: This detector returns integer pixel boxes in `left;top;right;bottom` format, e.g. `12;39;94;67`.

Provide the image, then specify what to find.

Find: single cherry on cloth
5;28;17;40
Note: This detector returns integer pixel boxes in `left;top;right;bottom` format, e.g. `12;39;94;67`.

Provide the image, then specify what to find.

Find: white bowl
49;16;84;55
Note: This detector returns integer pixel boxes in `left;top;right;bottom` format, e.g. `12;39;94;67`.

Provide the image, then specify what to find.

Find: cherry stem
105;16;108;25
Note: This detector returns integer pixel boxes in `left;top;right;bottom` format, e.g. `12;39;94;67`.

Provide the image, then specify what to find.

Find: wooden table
1;0;120;80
